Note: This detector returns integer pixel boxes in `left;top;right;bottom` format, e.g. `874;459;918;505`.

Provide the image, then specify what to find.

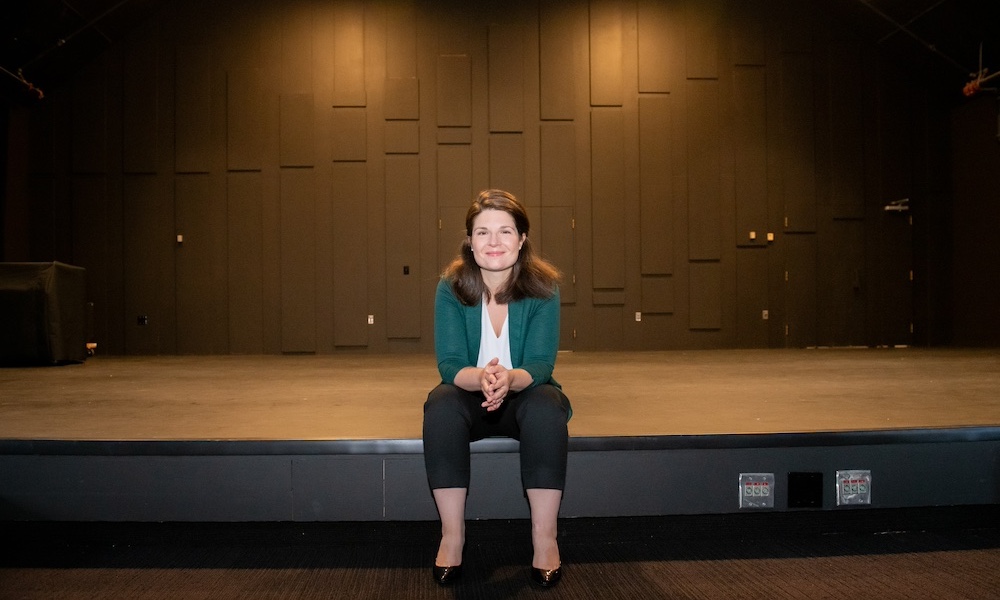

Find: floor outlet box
788;472;824;508
836;470;872;506
739;473;775;509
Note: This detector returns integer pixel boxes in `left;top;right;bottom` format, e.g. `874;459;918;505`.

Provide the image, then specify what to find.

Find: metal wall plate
739;473;775;509
836;469;872;506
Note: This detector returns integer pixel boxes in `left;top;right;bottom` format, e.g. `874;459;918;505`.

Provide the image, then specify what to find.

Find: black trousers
422;382;571;491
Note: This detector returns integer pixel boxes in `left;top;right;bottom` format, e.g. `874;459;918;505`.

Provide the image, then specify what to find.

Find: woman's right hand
480;358;507;411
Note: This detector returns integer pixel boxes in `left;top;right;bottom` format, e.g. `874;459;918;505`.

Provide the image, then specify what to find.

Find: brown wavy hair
442;189;561;305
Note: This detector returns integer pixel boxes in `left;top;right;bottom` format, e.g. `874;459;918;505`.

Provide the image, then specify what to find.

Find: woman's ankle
436;531;465;566
531;534;560;570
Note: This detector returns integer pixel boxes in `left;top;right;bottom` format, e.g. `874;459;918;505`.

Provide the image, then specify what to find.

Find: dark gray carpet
3;506;1000;599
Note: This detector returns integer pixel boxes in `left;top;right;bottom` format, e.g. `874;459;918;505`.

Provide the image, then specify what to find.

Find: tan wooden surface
1;348;998;441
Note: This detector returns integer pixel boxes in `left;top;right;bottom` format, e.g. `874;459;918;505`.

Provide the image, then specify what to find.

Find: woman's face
469;208;526;278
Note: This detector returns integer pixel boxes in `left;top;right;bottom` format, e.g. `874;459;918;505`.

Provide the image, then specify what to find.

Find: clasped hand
480;357;509;411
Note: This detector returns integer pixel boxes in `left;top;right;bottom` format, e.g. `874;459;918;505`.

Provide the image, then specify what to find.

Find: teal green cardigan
434;278;562;390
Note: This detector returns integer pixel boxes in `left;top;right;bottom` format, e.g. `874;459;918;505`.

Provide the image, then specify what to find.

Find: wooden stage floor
2;348;999;442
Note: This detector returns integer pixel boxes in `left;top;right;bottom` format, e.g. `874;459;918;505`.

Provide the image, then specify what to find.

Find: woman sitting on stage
423;189;572;588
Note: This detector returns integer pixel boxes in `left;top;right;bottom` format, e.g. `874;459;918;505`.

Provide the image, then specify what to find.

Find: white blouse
477;299;513;369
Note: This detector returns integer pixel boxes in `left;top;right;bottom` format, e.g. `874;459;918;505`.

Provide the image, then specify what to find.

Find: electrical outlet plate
836;470;872;506
739;473;775;509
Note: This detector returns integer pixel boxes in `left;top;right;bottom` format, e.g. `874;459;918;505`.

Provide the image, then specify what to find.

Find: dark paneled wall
4;0;952;354
949;95;1000;346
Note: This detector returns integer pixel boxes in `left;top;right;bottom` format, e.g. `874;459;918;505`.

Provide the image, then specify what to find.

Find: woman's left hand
482;360;509;411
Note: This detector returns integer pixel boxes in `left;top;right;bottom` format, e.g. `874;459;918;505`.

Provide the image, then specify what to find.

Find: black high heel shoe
432;564;462;585
530;564;562;588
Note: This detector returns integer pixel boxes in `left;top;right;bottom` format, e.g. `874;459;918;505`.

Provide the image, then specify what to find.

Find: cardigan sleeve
434;278;474;384
513;286;561;388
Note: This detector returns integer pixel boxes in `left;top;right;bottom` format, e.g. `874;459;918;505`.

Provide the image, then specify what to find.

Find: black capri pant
422;382;571;491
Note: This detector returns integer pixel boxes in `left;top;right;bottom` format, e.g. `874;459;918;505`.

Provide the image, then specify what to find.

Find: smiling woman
423;189;571;588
